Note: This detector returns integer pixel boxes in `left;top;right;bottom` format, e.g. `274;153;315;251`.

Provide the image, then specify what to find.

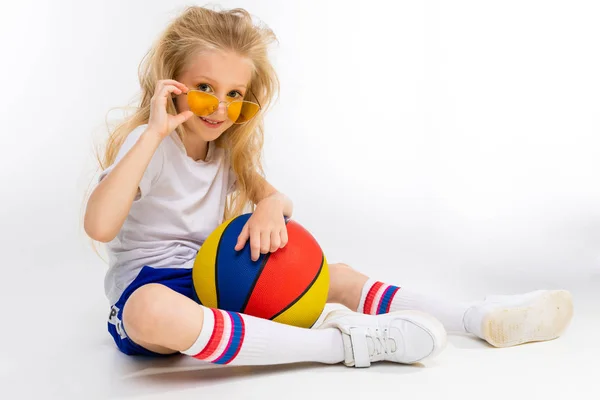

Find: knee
122;284;170;343
329;263;352;274
327;262;368;307
327;263;353;303
328;263;354;285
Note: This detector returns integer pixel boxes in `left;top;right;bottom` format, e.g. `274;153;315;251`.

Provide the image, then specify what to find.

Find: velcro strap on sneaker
349;327;371;368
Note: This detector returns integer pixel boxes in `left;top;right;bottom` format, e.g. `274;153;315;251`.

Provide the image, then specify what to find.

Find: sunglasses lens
228;101;260;124
187;91;219;116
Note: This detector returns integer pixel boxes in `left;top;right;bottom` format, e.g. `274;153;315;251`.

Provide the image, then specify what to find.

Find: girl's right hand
147;79;194;138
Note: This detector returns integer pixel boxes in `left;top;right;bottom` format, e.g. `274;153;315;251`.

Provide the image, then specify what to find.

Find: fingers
157;85;182;103
260;230;270;256
152;80;188;104
157;79;188;93
239;218;289;261
250;228;261;261
150;85;180;114
147;79;192;137
235;223;250;251
269;231;280;253
280;227;288;248
175;110;194;125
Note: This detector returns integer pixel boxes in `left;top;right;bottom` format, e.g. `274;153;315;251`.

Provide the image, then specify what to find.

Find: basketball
192;213;329;328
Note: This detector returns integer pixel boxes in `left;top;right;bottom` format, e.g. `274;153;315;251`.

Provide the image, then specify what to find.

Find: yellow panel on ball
192;217;234;308
272;257;329;328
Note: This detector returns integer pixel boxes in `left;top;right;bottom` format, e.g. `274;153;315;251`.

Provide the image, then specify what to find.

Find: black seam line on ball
270;254;325;321
240;252;271;313
240;216;290;312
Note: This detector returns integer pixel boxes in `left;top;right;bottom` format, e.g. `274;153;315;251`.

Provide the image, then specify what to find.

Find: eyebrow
192;75;247;90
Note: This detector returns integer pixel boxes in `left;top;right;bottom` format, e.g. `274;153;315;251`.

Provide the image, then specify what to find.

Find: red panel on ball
243;220;323;319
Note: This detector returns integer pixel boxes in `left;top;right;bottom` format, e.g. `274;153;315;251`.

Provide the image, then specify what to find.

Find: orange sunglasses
182;89;261;124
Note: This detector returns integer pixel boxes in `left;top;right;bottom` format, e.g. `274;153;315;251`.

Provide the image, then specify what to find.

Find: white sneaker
463;290;574;348
317;309;447;367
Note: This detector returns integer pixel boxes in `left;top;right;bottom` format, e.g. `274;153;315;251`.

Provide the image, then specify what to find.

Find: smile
199;116;224;127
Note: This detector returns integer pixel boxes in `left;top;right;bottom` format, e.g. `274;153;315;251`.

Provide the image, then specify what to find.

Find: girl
85;6;573;368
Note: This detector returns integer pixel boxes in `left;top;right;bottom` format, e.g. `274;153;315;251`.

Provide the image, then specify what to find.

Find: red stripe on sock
363;281;383;314
194;309;224;360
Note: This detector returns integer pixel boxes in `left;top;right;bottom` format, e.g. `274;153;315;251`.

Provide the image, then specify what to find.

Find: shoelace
366;328;396;359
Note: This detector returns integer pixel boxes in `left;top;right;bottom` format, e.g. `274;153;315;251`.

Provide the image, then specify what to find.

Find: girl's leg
327;264;469;332
121;283;446;367
327;263;574;348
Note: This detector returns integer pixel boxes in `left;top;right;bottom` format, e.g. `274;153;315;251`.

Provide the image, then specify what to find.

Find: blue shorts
107;266;199;357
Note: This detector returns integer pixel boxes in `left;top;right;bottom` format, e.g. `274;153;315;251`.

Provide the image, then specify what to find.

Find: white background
0;0;599;399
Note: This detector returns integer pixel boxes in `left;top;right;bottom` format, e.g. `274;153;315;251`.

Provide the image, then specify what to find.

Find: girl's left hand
235;196;288;261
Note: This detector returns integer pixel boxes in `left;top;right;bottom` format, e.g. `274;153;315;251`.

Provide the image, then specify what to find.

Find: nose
209;99;229;120
217;102;228;114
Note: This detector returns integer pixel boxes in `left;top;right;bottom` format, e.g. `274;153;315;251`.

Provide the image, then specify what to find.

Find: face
175;50;254;141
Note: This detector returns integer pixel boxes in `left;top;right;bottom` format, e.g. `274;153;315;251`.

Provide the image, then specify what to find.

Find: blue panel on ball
216;213;267;312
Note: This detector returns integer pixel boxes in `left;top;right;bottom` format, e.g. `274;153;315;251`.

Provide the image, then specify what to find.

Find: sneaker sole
481;290;574;348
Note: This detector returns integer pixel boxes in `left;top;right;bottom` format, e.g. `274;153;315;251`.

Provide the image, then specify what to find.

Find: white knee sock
358;279;471;333
181;306;345;365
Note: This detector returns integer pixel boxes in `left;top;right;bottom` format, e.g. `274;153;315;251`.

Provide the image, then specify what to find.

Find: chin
203;130;226;142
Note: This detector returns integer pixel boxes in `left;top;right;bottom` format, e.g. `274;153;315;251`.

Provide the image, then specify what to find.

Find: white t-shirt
98;124;235;304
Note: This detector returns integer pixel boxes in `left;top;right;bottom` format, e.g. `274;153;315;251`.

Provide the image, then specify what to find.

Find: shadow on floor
447;334;494;350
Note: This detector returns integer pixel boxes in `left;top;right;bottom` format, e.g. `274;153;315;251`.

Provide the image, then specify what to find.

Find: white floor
2;254;598;400
2;0;599;397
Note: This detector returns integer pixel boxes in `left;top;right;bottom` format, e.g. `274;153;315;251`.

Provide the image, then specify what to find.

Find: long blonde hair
99;6;279;220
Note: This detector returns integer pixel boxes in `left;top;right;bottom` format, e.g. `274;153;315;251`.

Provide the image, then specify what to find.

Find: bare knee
122;284;173;345
328;263;368;307
122;283;205;352
330;263;353;272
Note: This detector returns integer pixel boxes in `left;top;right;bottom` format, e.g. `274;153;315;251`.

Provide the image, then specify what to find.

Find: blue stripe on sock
377;286;399;314
213;312;244;365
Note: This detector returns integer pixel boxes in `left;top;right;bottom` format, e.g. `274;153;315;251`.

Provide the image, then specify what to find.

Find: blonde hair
98;6;279;220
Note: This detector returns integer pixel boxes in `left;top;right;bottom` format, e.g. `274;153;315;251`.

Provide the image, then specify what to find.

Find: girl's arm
235;174;293;261
252;174;293;217
84;129;163;243
85;79;193;243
